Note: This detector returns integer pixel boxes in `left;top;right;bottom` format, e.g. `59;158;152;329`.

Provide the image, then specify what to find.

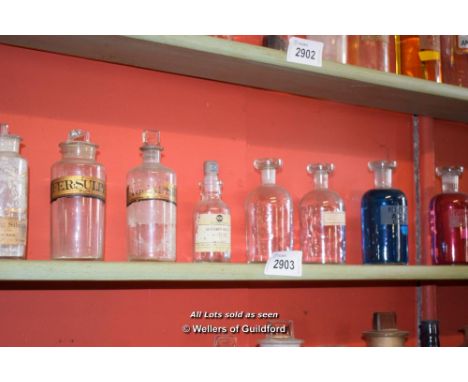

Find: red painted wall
0;42;462;346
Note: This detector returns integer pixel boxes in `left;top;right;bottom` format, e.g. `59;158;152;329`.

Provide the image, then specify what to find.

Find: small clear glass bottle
300;163;346;264
0;123;28;259
51;130;105;260
361;160;408;264
245;158;293;263
127;130;176;261
193;160;231;262
429;166;468;264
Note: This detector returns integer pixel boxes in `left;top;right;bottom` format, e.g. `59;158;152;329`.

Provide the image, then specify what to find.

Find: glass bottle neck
142;150;161;164
373;168;392;189
313;171;329;189
261;168;276;185
201;174;221;200
441;174;459;193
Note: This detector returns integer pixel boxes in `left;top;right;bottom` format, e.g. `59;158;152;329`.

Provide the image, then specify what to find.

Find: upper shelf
0;35;468;123
0;261;467;282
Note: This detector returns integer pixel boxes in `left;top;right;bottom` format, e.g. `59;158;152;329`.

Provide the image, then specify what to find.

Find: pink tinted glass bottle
430;166;468;264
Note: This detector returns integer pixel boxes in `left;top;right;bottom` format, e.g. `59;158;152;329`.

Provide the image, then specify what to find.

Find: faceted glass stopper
0;123;9;136
436;166;464;177
141;130;163;150
368;160;397;171
253;158;283;171
0;122;22;152
307;162;334;174
204;160;219;175
267;320;294;339
373;312;397;331
68;129;91;143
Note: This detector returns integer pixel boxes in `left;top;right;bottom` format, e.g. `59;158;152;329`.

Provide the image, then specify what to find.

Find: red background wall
0;43;465;346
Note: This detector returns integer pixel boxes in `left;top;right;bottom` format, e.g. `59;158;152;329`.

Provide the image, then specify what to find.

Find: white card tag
458;35;468;50
264;251;303;277
286;37;323;67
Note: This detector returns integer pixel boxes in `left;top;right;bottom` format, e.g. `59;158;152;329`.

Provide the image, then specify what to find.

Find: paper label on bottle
321;211;346;226
51;175;105;202
418;50;440;62
449;210;468;229
286;37;323;67
458;36;468;50
127;183;176;206
264;251;302;277
380;205;408;225
0;217;26;245
195;214;231;252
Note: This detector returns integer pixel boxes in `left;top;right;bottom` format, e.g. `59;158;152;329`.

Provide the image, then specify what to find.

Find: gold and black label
51;175;106;202
127;183;176;206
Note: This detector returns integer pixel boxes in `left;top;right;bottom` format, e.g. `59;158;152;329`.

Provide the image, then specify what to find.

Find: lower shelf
0;260;467;282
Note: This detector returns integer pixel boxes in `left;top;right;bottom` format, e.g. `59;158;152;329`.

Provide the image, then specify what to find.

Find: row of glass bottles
1;125;467;265
215;35;468;87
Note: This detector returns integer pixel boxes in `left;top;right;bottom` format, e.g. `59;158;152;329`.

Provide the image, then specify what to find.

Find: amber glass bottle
399;35;442;82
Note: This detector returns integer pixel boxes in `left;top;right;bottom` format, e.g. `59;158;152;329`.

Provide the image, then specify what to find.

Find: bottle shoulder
300;189;344;208
431;192;468;206
0;153;28;166
246;184;292;203
128;162;176;177
362;188;407;200
194;199;230;214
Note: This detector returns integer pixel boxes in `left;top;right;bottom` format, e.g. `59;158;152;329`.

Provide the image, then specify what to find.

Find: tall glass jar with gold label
0;123;28;259
193;160;231;262
51;130;105;260
127;130;176;261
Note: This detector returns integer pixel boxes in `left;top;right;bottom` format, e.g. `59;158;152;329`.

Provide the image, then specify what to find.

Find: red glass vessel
441;35;468;88
430;166;468;264
347;35;397;73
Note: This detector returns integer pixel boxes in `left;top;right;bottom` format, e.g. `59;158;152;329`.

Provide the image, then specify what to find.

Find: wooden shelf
0;260;467;282
0;35;467;122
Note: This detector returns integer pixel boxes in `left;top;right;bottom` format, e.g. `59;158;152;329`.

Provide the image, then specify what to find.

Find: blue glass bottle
361;160;408;264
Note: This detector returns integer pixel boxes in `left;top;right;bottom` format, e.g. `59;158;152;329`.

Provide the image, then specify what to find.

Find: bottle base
52;256;103;261
128;257;176;262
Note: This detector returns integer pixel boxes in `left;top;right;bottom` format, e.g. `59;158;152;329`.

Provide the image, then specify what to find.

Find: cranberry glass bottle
0;123;28;259
430;166;468;264
51;130;105;260
441;35;468;88
361;160;408;264
245;158;293;263
127;130;176;261
299;163;346;263
193;160;231;262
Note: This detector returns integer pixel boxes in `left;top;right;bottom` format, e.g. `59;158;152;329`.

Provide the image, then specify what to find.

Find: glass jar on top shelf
441;35;468;88
50;130;105;260
0;123;28;259
429;166;468;265
306;35;348;63
398;35;442;82
193;160;231;262
127;130;176;261
299;163;346;264
245;158;293;263
361;160;408;264
347;35;397;73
